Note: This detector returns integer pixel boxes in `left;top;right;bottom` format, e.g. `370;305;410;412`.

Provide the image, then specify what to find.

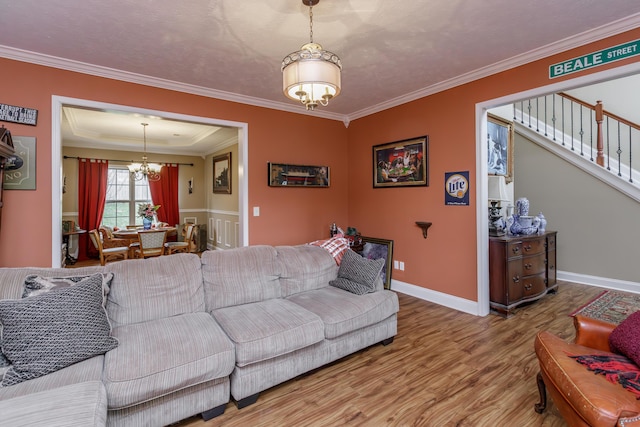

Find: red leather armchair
535;315;640;426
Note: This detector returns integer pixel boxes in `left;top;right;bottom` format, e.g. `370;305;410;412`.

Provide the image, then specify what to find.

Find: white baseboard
391;279;481;316
558;270;640;294
391;272;640;316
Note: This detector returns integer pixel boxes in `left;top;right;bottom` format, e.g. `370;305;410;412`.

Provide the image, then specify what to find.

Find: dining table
113;226;177;240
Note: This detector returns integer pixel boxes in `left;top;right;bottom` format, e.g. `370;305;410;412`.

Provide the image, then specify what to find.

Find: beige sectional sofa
0;244;399;426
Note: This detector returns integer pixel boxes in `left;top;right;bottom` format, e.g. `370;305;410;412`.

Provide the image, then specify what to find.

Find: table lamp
488;175;509;236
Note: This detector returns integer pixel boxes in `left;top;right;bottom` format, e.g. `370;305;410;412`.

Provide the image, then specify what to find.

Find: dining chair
99;225;130;249
89;229;129;266
164;224;195;255
134;230;168;258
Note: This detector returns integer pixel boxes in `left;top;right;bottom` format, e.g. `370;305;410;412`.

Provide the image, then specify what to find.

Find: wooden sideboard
489;231;557;317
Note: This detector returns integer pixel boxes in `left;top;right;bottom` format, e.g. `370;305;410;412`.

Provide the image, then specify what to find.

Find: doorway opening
51;96;249;267
476;61;640;316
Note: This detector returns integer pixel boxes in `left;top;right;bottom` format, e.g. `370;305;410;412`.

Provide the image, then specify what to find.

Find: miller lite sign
445;171;469;206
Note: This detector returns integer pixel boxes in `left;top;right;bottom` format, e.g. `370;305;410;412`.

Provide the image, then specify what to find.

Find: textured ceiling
1;0;640;153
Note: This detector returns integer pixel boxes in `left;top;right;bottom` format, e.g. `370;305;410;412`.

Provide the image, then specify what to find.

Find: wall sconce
188;178;193;194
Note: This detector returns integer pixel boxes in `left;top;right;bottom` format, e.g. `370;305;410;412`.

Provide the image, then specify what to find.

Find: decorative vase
509;214;522;235
537;212;547;234
515;197;530;216
143;217;152;230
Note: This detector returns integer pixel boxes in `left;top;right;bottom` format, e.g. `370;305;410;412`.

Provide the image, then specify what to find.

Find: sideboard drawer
522;274;546;298
507;241;522;258
521;239;545;256
522;254;545;276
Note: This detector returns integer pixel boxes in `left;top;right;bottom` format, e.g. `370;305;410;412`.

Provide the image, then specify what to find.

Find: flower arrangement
137;203;160;220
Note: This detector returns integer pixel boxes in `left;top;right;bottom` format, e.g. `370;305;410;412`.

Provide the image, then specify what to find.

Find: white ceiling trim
1;12;640;125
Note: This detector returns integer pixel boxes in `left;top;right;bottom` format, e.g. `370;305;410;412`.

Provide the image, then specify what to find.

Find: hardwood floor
175;281;602;427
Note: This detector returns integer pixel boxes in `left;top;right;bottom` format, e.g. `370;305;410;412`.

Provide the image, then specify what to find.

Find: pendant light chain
309;5;314;44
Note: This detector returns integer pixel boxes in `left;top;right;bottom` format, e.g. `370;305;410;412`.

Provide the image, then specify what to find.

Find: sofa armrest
573;315;616;352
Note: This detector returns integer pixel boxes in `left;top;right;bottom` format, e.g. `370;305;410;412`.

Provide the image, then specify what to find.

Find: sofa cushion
329;249;384;295
212;299;324;367
102;312;234;409
104;253;205;327
0;355;104;401
0;274;118;386
287;286;400;339
609;310;640;366
0;380;108;427
201;246;281;310
277;245;338;297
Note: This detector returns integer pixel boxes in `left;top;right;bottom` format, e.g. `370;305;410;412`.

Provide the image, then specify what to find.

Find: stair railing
513;93;639;184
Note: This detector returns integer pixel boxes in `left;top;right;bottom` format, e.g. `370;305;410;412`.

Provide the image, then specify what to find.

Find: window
102;167;152;229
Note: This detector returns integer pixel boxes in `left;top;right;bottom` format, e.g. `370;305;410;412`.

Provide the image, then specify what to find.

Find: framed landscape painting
373;136;428;188
213;152;231;194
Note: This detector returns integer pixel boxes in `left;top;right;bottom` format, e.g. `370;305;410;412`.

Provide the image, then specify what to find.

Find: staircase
512;93;640;203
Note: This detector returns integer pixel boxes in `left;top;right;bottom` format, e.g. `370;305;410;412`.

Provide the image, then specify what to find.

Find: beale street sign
549;38;640;79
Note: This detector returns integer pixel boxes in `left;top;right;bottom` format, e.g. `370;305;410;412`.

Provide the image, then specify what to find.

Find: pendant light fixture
128;123;162;182
282;0;342;111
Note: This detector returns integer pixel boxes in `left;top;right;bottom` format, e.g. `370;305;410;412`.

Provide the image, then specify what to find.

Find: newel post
595;100;605;167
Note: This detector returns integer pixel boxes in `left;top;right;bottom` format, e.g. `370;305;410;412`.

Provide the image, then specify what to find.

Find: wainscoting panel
208;210;240;250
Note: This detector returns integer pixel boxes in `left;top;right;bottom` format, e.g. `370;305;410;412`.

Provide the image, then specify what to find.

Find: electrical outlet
393;260;399;269
253;207;260;216
399;261;405;271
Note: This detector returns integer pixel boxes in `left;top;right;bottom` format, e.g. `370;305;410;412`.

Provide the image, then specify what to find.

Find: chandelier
282;0;342;111
128;123;162;182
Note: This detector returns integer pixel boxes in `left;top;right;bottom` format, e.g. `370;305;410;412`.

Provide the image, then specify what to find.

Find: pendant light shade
282;0;341;111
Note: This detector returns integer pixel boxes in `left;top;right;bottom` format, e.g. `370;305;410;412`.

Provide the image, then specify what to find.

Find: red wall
1;27;639;305
0;60;349;267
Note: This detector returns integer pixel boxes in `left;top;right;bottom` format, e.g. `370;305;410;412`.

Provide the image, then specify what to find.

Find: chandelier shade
128;123;162;182
282;0;341;111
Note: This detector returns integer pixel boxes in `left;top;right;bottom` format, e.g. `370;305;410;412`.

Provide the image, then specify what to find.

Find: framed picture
212;152;231;194
268;162;330;187
360;236;394;290
373;136;428;188
4;136;36;190
487;113;514;183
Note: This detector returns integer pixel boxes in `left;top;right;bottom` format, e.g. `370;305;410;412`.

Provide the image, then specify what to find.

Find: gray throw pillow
0;272;115;369
330;249;384;295
0;274;118;387
0;352;9;368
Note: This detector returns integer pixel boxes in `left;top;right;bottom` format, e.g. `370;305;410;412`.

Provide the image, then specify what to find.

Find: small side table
62;229;86;265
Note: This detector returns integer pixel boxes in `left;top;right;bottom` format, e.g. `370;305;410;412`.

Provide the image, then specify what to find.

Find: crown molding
347;13;640;121
0;45;347;123
1;12;639;125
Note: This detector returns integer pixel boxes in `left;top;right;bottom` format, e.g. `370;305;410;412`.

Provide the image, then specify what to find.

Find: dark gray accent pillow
0;274;118;387
330;249;384;295
22;272;114;300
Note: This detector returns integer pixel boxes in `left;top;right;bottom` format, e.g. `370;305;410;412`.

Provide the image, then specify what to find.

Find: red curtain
78;158;109;260
148;164;180;227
